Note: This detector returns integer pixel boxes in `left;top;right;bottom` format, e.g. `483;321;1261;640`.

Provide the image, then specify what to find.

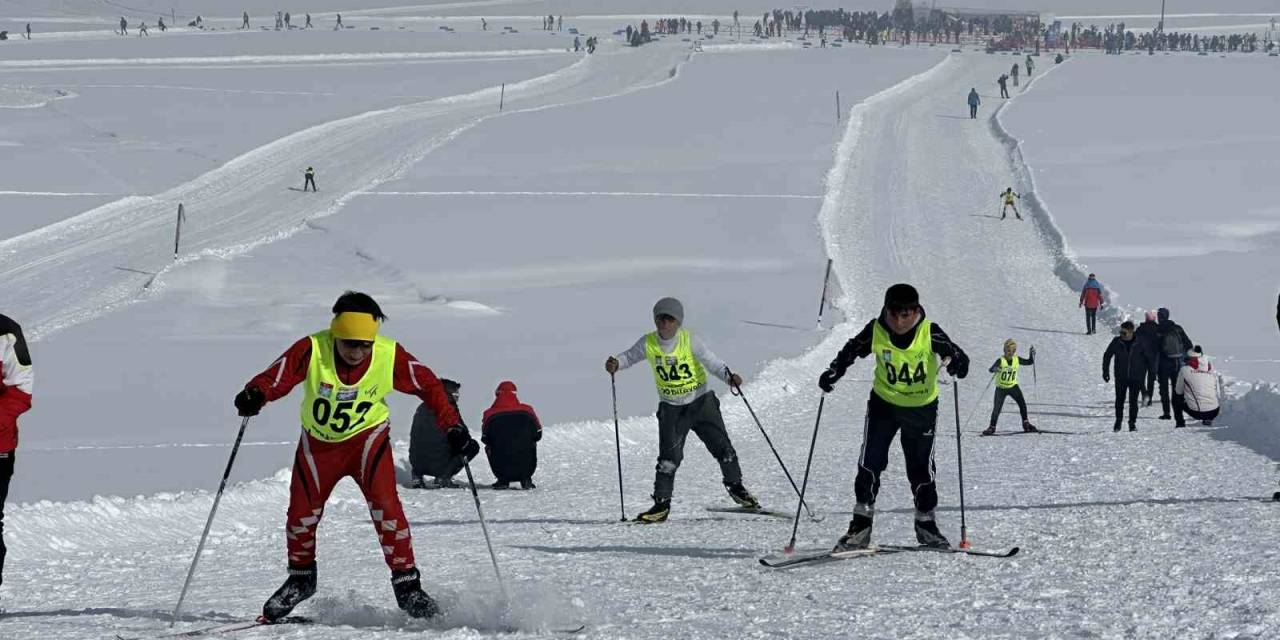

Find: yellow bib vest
644;329;707;403
996;356;1019;389
299;330;395;442
871;319;939;407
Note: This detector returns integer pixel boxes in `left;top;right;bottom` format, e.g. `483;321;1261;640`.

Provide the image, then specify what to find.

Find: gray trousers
653;392;742;500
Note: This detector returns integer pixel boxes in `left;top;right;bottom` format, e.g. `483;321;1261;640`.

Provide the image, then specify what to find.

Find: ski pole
463;460;510;604
610;373;627;521
1032;344;1037;387
727;371;814;518
171;416;251;626
952;380;970;549
815;258;833;328
785;394;826;553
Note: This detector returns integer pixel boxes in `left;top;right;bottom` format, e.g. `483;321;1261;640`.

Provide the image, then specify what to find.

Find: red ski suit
246;336;460;572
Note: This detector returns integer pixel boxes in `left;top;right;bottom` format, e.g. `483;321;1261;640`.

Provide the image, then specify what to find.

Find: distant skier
0;314;33;590
242;11;250;29
573;35;580;51
305;13;312;29
967;87;980;119
1078;274;1104;335
818;284;970;550
983;340;1036;436
605;297;760;523
409;378;464;488
999;187;1021;219
1103;321;1152;431
1154;307;1193;426
157;17;165;31
25;23;30;39
139;22;148;36
336;13;343;29
233;291;475;621
482;381;542;490
1010;62;1019;86
303;166;316;192
998;74;1009;98
1174;346;1219;426
284;12;291;29
119;17;128;35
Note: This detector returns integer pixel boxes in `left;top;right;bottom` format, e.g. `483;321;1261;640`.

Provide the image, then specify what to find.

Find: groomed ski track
3;47;1278;639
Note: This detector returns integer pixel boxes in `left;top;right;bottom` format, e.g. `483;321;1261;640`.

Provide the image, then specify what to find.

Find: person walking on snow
605;297;760;523
242;11;250;29
967;88;980;119
119;17;128;35
232;291;479;621
1154;307;1193;426
482;381;542;490
1010;62;1019;86
303;167;316;192
0;314;33;589
1103;320;1153;431
998;74;1009;98
305;13;312;29
1175;346;1220;425
818;284;971;550
1025;54;1035;76
983;340;1036;435
1000;187;1021;219
1079;273;1104;335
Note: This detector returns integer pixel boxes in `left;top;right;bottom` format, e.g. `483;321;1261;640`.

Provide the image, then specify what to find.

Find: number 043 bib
300;330;395;442
645;329;707;403
871;319;939;407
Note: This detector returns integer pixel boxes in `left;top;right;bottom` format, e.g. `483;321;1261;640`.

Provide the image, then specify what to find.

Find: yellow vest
1003;191;1016;204
299;330;395;442
871;319;939;407
996;356;1019;389
644;329;708;403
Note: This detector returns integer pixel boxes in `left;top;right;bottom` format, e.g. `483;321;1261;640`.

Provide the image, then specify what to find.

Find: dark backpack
1160;327;1183;358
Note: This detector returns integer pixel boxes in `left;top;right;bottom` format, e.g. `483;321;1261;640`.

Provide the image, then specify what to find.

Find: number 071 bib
299;330;394;442
645;329;708;403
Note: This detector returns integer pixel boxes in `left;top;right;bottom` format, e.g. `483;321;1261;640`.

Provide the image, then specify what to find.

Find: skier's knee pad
656;459;680;475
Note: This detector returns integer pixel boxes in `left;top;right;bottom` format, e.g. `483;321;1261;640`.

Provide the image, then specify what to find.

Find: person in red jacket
1078;273;1105;335
233;291;478;621
0;314;33;589
481;381;542;490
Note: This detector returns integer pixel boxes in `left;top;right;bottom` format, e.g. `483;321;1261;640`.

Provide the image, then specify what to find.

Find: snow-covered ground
1;3;1278;638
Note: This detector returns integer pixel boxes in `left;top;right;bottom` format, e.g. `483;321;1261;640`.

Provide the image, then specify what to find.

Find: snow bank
0;85;75;108
1216;381;1280;463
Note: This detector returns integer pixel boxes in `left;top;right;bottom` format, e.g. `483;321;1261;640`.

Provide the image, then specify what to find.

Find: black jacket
1103;336;1152;384
1134;320;1160;363
1154;319;1192;360
828;307;969;378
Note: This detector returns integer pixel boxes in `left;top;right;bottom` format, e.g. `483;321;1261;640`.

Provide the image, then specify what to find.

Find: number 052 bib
300;330;394;442
871;319;939;407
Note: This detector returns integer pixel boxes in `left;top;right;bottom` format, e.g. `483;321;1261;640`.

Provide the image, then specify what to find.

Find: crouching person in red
233;291;480;621
482;381;542;490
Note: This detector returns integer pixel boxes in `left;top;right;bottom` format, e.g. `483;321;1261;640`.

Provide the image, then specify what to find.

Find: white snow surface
0;5;1278;639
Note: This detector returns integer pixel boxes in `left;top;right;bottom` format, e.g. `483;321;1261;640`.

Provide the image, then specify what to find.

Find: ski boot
491;480;511;490
914;515;951;549
391;568;440;619
1113;420;1121;433
520;478;536;490
262;563;317;622
981;426;996;436
634;497;670;523
725;482;760;509
1022;420;1037;433
410;475;428;489
833;513;873;551
432;477;459;489
1129;422;1137;432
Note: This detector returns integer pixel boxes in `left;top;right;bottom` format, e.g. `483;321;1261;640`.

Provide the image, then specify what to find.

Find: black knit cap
884;283;920;311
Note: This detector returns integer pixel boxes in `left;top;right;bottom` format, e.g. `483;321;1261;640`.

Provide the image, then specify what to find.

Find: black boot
635;497;670;523
914;516;951;549
391;568;440;619
833;513;873;551
519;478;536;490
1113;420;1121;432
262;563;317;621
725;482;760;509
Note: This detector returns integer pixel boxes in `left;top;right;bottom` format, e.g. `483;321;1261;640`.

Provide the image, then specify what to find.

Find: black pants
1175;395;1219;422
653;392;741;500
1114;379;1142;427
990;385;1028;427
969;104;978;118
854;394;938;515
304;175;316;192
0;452;13;587
1157;358;1185;423
1084;307;1097;334
1000;86;1009;98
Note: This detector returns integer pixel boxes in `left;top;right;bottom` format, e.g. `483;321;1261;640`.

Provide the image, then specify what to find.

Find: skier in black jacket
1103;320;1153;431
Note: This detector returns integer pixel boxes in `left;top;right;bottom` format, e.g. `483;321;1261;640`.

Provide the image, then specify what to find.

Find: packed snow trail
0;45;689;340
4;51;1278;639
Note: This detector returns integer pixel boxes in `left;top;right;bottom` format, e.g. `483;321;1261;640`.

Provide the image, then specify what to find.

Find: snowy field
1;1;1279;638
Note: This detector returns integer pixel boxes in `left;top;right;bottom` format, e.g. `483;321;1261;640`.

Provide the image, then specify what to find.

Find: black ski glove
1102;371;1110;383
446;425;480;461
818;367;842;393
234;386;266;417
945;351;970;379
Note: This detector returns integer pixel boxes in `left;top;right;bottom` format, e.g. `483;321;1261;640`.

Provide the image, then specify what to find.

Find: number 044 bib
871;319;939;407
300;330;394;442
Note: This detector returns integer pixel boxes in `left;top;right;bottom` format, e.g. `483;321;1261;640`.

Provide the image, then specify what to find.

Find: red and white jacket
0;314;33;453
245;336;461;434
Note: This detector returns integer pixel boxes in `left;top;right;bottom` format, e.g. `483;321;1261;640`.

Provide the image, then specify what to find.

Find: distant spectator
242;11;250;29
1174;346;1219;426
120;17;128;35
998;74;1009;98
1103;320;1151;431
482;381;542;490
1134;310;1160;405
1078;274;1104;335
967;87;980;118
409;379;464;488
1154;307;1193;426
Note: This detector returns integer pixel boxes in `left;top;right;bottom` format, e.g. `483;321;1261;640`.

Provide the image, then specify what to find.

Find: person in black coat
409;379;463;488
481;381;542;490
1103;321;1153;431
1133;310;1161;405
1153;308;1193;426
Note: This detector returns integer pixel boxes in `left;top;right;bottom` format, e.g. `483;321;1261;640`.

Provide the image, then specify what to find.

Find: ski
116;615;310;639
877;544;1019;558
706;506;795;520
759;545;899;568
979;429;1075;437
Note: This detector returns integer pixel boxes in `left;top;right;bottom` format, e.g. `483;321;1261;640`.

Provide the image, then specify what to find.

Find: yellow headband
331;312;379;341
